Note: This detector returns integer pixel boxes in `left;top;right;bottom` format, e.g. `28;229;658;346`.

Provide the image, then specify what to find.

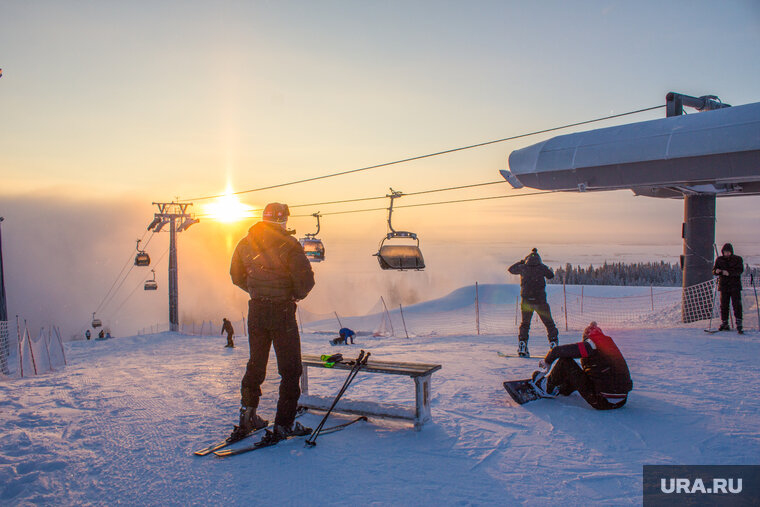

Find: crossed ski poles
305;350;370;447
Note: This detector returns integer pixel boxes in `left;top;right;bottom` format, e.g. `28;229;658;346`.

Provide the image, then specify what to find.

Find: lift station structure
501;93;760;322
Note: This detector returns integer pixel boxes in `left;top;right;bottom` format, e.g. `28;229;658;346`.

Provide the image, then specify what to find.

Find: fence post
55;326;67;365
399;304;409;339
380;296;395;336
581;285;584;314
26;324;38;375
43;327;53;372
651;286;654;311
475;282;480;335
563;277;568;332
242;311;248;337
16;316;23;377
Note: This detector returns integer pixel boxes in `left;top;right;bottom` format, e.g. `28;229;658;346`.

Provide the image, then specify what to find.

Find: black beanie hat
721;243;734;254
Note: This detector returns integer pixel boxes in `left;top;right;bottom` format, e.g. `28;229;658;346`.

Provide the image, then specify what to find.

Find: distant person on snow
713;243;744;334
331;327;355;346
533;321;632;410
85;330;91;340
508;248;559;357
230;202;315;444
221;318;235;348
98;329;105;339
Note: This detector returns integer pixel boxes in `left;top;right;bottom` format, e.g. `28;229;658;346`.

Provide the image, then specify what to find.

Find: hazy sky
1;1;759;336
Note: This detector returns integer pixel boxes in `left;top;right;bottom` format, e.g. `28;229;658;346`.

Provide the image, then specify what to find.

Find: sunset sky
1;1;759;335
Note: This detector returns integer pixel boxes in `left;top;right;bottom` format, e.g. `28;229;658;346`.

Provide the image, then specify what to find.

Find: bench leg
414;374;432;431
300;365;309;396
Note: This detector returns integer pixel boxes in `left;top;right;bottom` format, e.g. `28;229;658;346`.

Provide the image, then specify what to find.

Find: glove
538;359;548;371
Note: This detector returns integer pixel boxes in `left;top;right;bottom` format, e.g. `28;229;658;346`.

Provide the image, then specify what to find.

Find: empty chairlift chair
134;239;150;267
144;269;158;291
91;312;102;328
299;212;326;263
374;189;425;271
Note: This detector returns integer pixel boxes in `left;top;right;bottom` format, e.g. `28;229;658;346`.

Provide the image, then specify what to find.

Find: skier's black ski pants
546;358;626;410
719;288;743;325
241;298;302;427
519;298;558;341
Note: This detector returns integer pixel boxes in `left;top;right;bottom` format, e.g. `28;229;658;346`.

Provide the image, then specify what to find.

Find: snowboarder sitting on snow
98;329;105;339
221;317;235;348
330;327;355;346
712;243;744;334
508;248;559;357
534;321;632;410
230;202;315;444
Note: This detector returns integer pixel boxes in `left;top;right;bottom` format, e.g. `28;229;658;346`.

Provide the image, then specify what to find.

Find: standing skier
713;243;744;334
85;329;91;340
221;318;235;348
229;203;315;443
534;321;632;410
508;248;559;356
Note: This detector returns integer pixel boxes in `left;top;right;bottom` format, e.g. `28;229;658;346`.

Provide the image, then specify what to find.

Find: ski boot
517;340;529;357
718;322;730;331
230;406;268;440
258;421;312;445
549;339;558;349
737;320;744;335
529;370;558;398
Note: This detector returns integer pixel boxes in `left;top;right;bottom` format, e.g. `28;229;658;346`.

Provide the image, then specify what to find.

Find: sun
202;187;255;223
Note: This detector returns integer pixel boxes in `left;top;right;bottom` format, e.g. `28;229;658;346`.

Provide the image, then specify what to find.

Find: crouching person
536;321;632;410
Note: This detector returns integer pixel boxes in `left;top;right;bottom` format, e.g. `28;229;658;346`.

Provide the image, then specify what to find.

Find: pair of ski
194;350;371;457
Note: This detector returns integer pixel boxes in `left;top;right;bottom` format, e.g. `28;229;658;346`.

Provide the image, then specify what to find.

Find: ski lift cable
94;229;154;314
290;190;557;217
181;105;665;202
107;247;169;322
97;230;157;315
191;180;510;219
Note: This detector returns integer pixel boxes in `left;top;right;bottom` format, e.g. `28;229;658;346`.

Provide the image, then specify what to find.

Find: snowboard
497;351;543;359
503;379;542;405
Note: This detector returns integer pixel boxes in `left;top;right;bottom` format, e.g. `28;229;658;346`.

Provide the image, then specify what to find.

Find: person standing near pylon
713;243;744;334
229;203;315;442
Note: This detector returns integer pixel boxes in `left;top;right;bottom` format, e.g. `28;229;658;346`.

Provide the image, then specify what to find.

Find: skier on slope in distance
230;203;315;444
532;321;632;410
508;248;559;357
712;243;744;334
221;317;235;348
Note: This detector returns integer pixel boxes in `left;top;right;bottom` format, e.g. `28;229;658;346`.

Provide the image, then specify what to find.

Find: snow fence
134;277;760;340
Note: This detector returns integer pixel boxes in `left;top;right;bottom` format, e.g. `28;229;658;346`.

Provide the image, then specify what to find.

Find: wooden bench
299;354;442;430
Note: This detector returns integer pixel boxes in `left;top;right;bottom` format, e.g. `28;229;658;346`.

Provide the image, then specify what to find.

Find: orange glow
201;186;256;223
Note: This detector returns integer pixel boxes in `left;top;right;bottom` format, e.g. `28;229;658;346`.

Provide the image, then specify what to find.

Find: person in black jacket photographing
713;243;744;334
508;248;559;357
229;203;316;442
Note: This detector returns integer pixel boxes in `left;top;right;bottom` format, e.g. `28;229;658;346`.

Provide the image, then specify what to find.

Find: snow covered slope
1;327;758;505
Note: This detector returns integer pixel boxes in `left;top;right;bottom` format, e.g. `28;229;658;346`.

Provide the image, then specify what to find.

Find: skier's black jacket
230;221;315;301
544;326;632;396
712;243;743;292
508;249;554;301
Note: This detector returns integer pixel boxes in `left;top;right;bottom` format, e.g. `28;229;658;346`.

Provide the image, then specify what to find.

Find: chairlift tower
147;203;199;332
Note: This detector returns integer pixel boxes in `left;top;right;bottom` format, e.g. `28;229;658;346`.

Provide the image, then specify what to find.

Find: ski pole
752;273;758;330
306;350;370;447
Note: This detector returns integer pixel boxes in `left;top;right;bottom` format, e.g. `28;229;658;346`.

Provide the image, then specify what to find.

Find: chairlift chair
91;312;102;328
374;189;425;271
144;269;158;291
134;239;151;267
299;213;326;263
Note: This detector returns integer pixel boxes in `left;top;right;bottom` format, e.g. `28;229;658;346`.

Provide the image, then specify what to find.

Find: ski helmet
262;203;290;223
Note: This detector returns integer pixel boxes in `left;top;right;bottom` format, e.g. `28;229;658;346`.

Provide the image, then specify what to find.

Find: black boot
230;406;268;440
258;421;312;445
718;322;730;331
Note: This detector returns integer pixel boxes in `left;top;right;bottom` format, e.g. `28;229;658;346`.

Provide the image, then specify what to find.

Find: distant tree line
547;261;760;287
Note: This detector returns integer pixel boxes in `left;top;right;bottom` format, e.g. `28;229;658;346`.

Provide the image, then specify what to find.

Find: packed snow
2;300;758;505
